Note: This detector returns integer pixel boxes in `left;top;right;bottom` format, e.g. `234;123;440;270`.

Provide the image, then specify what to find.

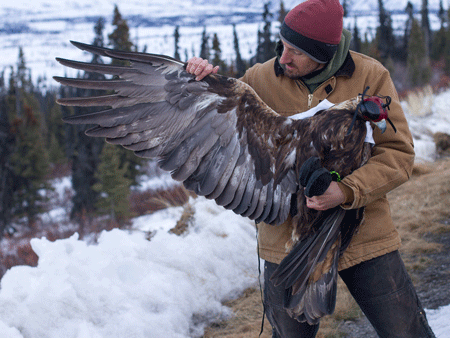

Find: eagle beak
374;119;387;133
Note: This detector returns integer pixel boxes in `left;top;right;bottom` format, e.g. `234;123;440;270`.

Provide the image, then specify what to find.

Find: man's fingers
186;57;219;81
186;57;202;73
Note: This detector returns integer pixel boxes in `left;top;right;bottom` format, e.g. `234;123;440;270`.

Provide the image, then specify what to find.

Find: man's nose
279;50;290;64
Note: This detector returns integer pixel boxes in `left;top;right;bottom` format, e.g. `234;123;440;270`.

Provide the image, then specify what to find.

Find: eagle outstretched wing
54;41;393;325
56;41;300;226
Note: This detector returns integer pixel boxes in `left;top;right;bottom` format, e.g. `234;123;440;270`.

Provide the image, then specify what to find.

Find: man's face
279;41;326;79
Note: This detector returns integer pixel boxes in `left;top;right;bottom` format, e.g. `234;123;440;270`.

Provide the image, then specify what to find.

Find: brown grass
202;157;450;337
404;85;434;117
169;203;195;236
129;184;192;216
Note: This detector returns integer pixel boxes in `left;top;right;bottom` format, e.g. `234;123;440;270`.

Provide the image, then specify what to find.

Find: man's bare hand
186;57;219;81
305;182;345;211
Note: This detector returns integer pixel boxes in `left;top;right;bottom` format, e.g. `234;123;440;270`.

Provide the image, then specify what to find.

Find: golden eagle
54;41;395;325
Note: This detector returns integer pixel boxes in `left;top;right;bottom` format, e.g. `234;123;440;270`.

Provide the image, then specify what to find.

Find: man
187;0;436;337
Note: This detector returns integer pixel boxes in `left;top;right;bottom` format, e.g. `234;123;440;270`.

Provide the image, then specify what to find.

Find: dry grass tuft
169;203;195;236
129;184;192;216
202;287;273;338
434;132;450;157
404;85;434;117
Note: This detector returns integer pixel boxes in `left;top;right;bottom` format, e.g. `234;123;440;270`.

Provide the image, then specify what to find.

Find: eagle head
345;87;397;136
358;96;396;134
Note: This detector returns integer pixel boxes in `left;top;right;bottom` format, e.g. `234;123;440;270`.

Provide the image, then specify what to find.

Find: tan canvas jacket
241;51;415;270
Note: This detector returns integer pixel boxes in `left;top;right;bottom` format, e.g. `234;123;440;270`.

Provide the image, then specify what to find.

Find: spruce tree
404;2;414;54
47;102;66;164
342;0;350;17
10;105;50;223
211;33;227;73
376;0;395;60
93;143;131;223
0;93;15;239
199;26;210;61
4;48;51;226
421;0;431;56
278;0;288;24
69;17;107;219
107;6;143;186
351;17;362;53
174;26;181;60
407;19;431;87
108;5;133;54
233;24;247;77
254;2;276;64
438;0;446;28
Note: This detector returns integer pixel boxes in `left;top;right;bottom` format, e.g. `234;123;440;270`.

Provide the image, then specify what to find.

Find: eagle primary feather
54;41;392;325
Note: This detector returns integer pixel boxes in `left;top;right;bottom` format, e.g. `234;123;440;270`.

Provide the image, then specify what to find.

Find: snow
403;89;450;162
0;197;259;338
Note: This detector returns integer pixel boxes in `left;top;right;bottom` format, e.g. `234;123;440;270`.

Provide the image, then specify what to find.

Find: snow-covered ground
0;197;259;338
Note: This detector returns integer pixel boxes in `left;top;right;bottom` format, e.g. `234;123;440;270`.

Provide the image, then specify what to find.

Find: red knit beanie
280;0;344;63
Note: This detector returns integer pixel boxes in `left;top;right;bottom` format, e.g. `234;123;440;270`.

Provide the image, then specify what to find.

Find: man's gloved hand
299;157;345;210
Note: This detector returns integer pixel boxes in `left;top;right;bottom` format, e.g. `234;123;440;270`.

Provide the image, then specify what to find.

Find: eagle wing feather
55;41;298;227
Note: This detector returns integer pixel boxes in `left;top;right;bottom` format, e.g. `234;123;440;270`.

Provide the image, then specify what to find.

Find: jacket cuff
337;182;355;208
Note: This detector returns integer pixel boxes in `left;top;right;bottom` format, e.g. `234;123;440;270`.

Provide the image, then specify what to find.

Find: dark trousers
264;250;436;338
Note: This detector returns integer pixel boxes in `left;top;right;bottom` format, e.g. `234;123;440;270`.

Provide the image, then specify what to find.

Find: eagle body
55;41;392;325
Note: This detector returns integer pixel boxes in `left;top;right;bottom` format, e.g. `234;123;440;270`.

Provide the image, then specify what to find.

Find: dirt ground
202;158;450;338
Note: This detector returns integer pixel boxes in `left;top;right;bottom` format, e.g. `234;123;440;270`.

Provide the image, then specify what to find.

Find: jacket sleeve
338;69;415;209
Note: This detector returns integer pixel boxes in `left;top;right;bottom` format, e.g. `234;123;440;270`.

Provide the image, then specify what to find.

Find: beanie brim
280;22;338;64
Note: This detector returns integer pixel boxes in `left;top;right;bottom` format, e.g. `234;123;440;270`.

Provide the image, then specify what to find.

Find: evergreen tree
10;105;50;223
421;0;431;56
69;17;107;219
211;33;227;73
351;16;362;53
407;19;431;87
278;0;288;24
107;7;143;186
3;49;51;227
233;24;247;77
438;0;446;28
92;17;106;64
199;26;210;61
431;28;447;62
404;2;414;53
93;143;131;223
254;2;276;64
342;0;351;17
46;101;66;164
0;93;15;239
108;5;133;54
376;0;395;60
174;25;181;60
